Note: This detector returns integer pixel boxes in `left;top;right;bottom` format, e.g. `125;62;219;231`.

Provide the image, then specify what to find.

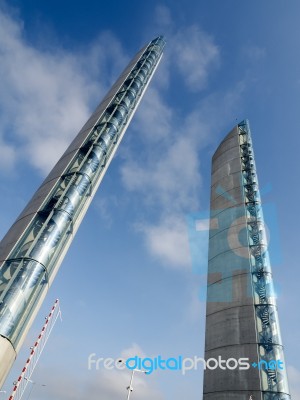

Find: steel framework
0;36;165;387
238;121;290;399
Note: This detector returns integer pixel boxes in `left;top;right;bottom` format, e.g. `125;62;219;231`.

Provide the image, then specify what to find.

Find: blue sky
0;0;299;399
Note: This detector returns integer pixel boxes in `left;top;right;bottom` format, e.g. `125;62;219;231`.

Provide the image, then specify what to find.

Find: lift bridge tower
203;121;291;399
0;36;166;388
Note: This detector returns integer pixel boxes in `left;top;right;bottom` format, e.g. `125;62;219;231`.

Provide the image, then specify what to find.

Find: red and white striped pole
8;299;61;400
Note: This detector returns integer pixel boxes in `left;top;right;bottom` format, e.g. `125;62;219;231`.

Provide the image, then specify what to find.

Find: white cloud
0;4;243;273
133;87;173;142
119;8;245;270
120;343;146;360
153;6;220;92
117;6;225;271
20;343;164;400
138;215;191;270
121;78;246;270
0;6;126;175
172;25;220;91
187;284;206;322
155;5;172;28
84;369;164;400
121;134;201;212
242;45;266;62
0;139;17;171
26;366;164;400
94;196;119;228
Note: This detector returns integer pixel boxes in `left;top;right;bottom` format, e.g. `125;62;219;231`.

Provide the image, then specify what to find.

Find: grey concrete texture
203;344;261;392
203;124;261;397
208;250;249;285
203;392;262;400
212;144;242;174
206;272;254;314
211;186;245;210
204;122;291;398
209;206;247;235
212;126;239;160
207;249;250;283
208;222;249;259
210;170;243;205
205;305;258;350
211;157;242;187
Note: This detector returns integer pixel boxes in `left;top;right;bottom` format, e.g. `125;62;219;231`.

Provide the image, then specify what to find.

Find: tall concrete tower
0;36;165;388
203;120;290;399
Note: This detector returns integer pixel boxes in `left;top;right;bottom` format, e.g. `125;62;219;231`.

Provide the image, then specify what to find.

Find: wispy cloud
154;5;219;92
22;343;164;400
121;81;246;271
0;3;243;273
121;133;201;212
133;87;173;143
242;44;266;62
120;6;245;271
172;26;220;91
28;367;164;400
0;6;127;175
137;215;191;269
155;5;173;28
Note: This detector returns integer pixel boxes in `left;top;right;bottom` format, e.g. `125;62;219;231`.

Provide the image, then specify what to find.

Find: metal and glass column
0;36;165;387
203;120;290;399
